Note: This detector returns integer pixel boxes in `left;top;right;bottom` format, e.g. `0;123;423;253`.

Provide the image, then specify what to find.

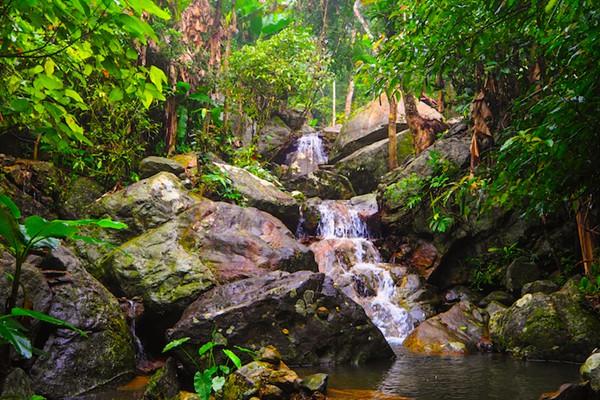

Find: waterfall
287;133;328;176
310;201;415;344
122;298;148;369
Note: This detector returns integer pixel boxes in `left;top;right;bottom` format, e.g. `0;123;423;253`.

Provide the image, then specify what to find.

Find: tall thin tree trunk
165;97;177;155
344;77;355;120
353;0;373;40
576;196;595;277
387;94;398;170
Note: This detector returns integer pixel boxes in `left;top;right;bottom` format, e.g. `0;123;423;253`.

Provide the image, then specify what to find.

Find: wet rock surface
167;271;395;366
403;301;489;355
490;280;600;362
139;156;186;179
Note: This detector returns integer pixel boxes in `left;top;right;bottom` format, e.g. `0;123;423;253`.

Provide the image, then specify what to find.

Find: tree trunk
165;96;177;155
387;94;398;170
353;0;373;40
345;77;355;120
404;92;443;155
576;196;595;277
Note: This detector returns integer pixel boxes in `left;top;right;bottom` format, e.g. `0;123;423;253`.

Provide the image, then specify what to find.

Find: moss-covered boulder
167;271;394;367
58;176;104;219
91;172;198;238
0;369;35;400
102;200;315;327
24;247;135;398
490;280;600;362
335;130;413;195
282;169;355;200
403;301;489;355
143;358;180;400
140;156;186;179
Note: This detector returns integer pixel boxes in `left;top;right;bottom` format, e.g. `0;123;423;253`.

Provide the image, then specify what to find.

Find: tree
0;0;169;177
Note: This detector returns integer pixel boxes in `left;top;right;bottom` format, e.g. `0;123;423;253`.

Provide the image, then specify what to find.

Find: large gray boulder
91;172;198;238
167;271;395;366
214;162;300;230
331;95;442;162
139;156;186;179
102;200;316;322
18;247;135;398
335;130;414;194
490;280;600;362
282;169;355;200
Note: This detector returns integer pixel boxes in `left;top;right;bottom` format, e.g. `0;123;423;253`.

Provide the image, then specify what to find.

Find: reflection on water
301;348;580;400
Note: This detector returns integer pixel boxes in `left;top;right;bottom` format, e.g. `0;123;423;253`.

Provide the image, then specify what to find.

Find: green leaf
211;376;226;392
10;98;30;113
198;341;215;357
64;89;84;103
11;308;87;336
194;371;212;400
128;0;171;20
162;337;190;353
0;203;24;254
23;216;77;243
0;195;21;218
109;87;124;102
0;316;32;359
44;59;55;76
222;349;241;369
149;66;167;93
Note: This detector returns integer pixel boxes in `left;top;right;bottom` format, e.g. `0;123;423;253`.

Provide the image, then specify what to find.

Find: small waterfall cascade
121;298;148;369
309;201;415;344
287;132;328;176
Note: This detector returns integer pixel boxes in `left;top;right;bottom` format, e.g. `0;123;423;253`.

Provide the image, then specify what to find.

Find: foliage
0;194;125;360
366;0;600;222
579;263;600;295
225;25;331;128
199;164;245;205
468;244;526;290
163;333;253;400
0;0;169;159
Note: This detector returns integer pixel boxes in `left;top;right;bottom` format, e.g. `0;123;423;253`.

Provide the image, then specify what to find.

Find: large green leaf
0;315;32;359
222;349;242;369
194;371;212;400
0;194;21;219
162;336;190;353
0;203;25;253
198;341;216;357
11;308;87;336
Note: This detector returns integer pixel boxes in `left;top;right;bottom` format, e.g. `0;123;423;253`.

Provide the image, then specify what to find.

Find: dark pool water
301;348;581;400
80;349;580;400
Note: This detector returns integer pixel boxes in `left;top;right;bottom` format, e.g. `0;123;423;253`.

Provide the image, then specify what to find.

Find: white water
287;133;328;176
311;201;414;343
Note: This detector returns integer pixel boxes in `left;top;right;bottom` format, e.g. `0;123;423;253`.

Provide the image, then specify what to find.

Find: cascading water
287;132;328;176
310;201;415;344
290;131;414;343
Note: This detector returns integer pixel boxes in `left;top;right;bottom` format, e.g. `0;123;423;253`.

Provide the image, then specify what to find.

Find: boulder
142;358;180;400
256;116;295;162
522;280;559;296
505;258;542;294
102;200;315;323
301;373;329;393
0;156;64;219
0;368;35;400
479;291;514;307
27;247;135;398
282;169;355;201
139;156;186;179
91;172;198;238
167;271;395;366
214;162;300;230
331;95;442;162
581;353;600;392
490;280;600;362
335;130;413;195
403;301;489;355
222;358;301;400
58;176;104;219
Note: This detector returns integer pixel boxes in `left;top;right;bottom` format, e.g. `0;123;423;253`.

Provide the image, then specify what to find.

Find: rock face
58;176;104;219
214;162;300;230
282;169;355;200
256;116;295;161
335;130;413;195
505;258;541;294
139;156;186;179
92;172;198;238
1;368;35;399
103;201;315;322
490;280;600;362
581;353;600;392
24;247;135;398
403;301;489;355
167;271;394;366
331;95;442;162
